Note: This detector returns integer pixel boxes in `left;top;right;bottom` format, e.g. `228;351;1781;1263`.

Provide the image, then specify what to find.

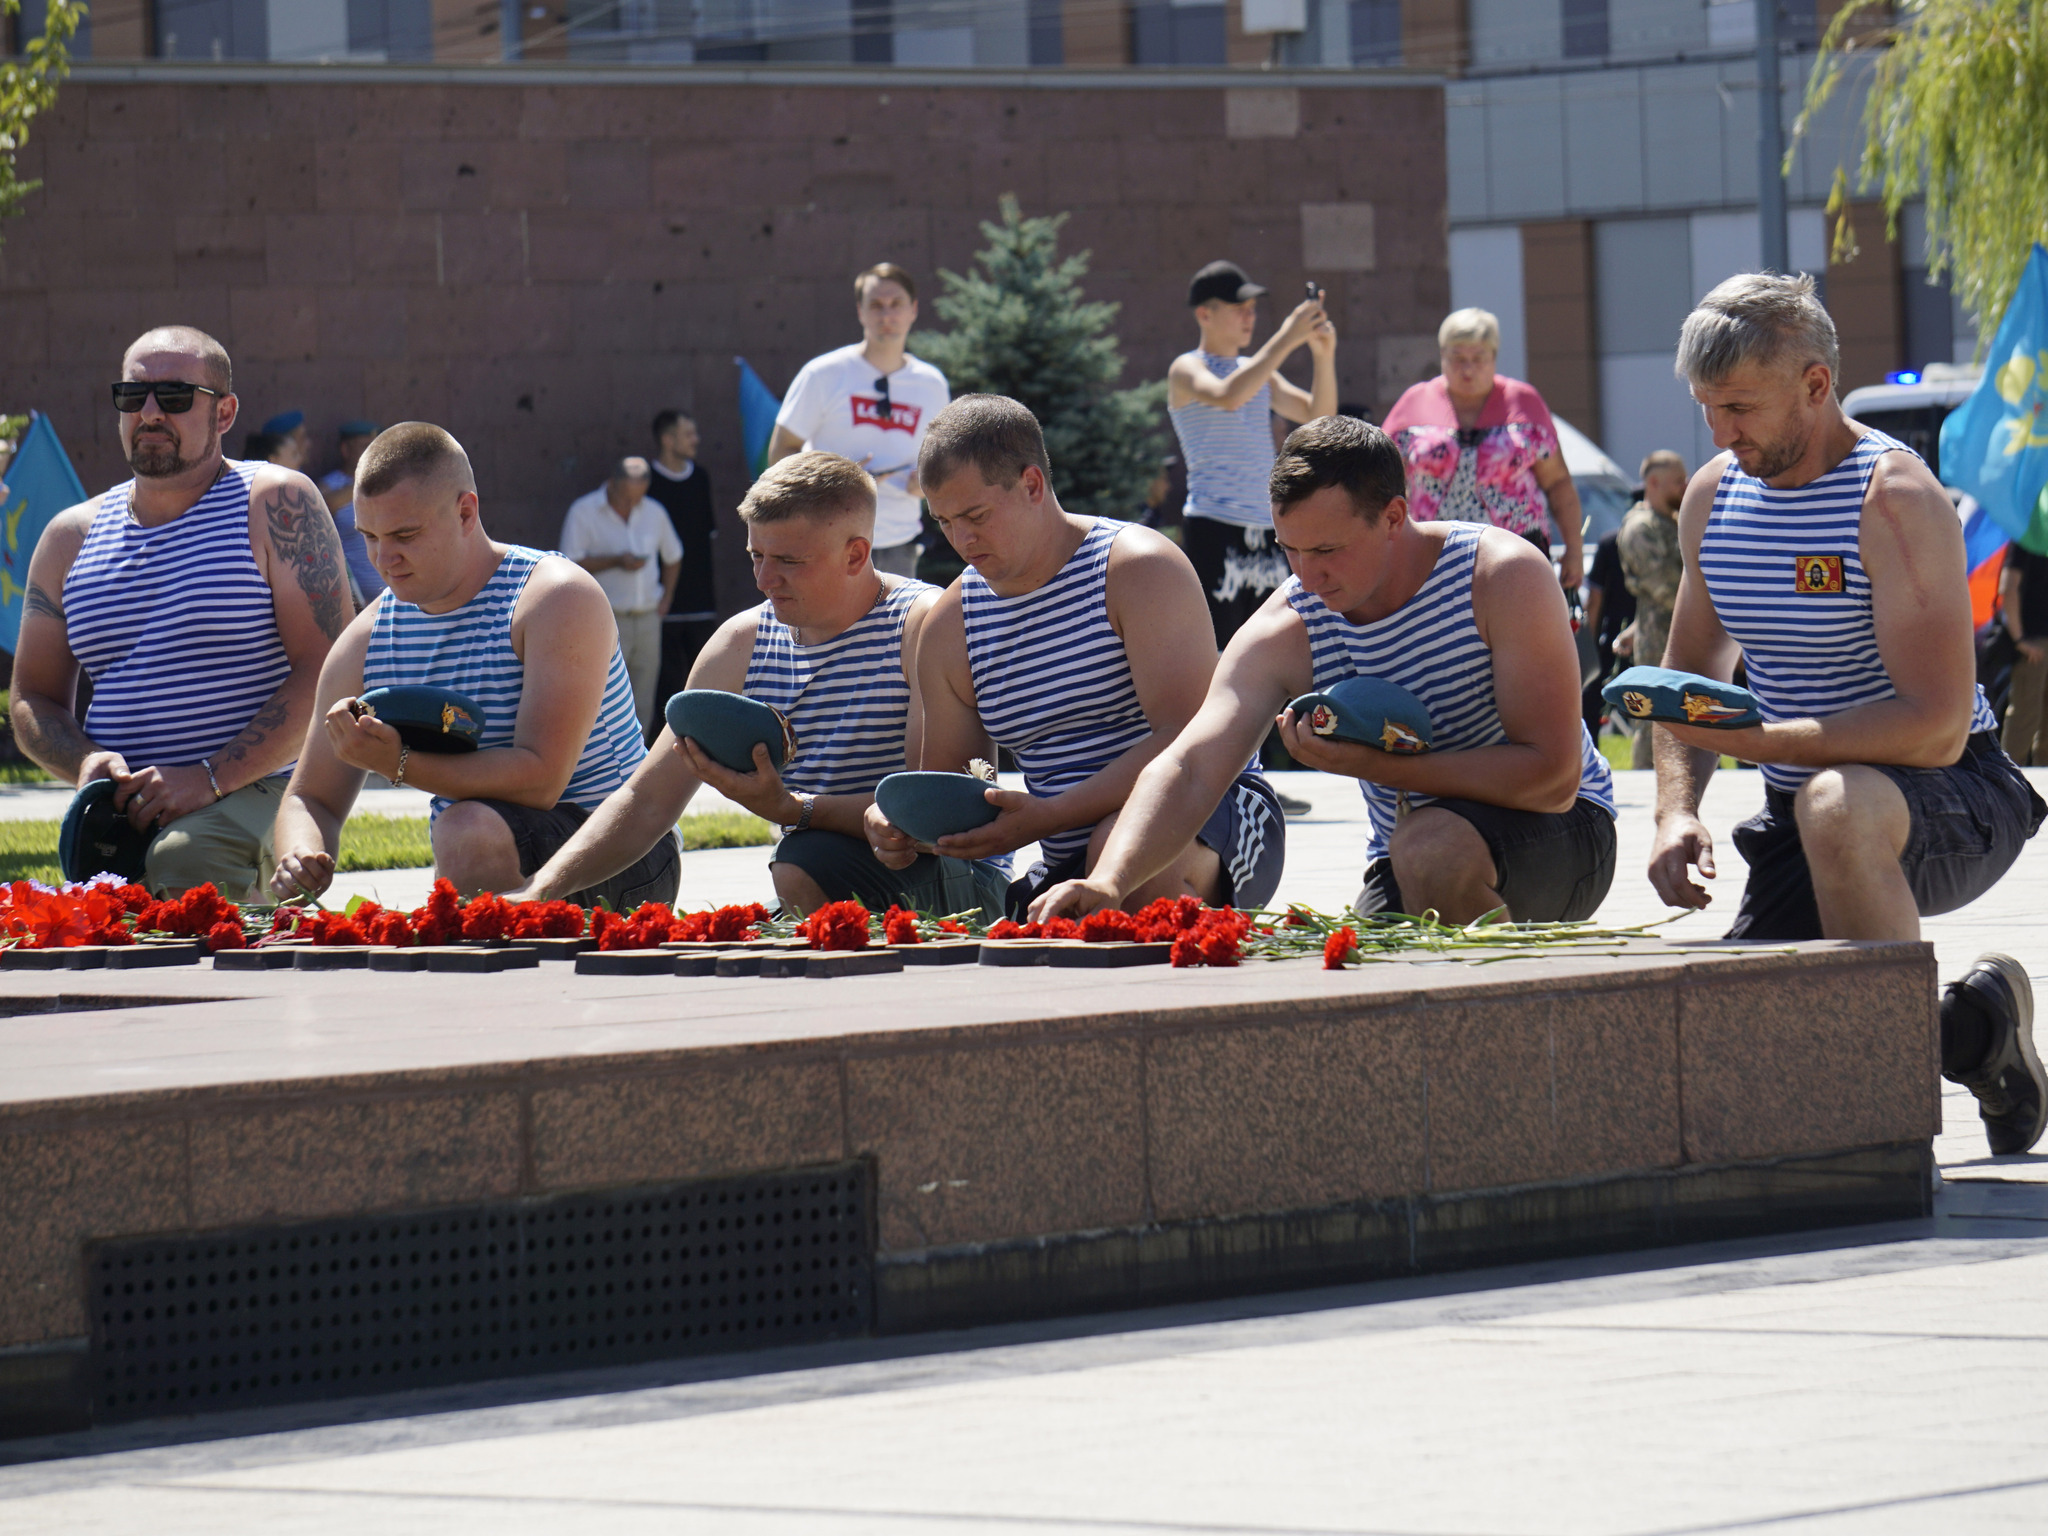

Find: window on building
1349;0;1398;65
349;0;433;59
851;0;891;61
1562;0;1607;59
153;0;265;59
1028;0;1061;63
1132;0;1224;64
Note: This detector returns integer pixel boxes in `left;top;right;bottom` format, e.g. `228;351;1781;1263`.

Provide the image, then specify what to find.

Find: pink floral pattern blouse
1380;375;1561;539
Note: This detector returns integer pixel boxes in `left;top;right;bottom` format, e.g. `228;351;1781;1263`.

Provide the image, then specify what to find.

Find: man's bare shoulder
1104;519;1198;577
1864;440;1953;514
36;498;101;554
518;551;617;621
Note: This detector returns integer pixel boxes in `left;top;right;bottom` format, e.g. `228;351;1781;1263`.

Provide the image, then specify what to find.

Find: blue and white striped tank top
1701;428;1998;793
64;460;294;770
1169;352;1276;529
362;545;645;817
962;519;1153;865
744;577;933;798
1285;521;1616;862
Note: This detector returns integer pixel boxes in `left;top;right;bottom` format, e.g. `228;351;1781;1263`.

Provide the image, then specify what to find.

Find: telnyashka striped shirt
743;576;933;798
1169;351;1276;529
64;460;294;771
362;545;645;817
962;519;1154;866
1285;521;1616;862
1700;428;1998;793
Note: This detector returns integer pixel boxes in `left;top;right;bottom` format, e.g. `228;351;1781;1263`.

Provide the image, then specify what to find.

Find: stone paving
3;764;2045;1532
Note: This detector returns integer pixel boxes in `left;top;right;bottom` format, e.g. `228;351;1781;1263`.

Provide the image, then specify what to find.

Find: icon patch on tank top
1795;555;1844;594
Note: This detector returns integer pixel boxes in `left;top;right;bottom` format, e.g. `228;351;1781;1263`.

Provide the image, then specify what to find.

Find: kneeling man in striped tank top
12;326;353;899
867;395;1286;920
509;451;1010;918
1033;414;1616;928
1654;273;2048;1155
271;424;671;910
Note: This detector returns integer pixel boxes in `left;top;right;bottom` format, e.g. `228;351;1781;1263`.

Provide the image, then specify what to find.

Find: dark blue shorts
771;830;1009;922
1005;769;1287;918
1726;733;2046;942
1357;795;1617;924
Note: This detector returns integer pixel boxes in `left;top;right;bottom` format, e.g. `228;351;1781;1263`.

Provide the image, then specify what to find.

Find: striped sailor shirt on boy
1284;520;1616;862
742;576;934;798
362;544;645;817
960;518;1157;866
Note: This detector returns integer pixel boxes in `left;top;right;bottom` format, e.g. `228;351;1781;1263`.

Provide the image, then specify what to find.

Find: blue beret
1602;666;1761;729
260;410;306;436
1288;675;1434;755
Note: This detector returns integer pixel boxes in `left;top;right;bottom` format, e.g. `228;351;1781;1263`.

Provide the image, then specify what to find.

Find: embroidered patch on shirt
1795;555;1844;594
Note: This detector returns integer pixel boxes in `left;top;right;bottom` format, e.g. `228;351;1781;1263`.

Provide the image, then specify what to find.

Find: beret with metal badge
1286;675;1434;755
664;689;798;775
1601;666;1762;730
354;685;486;753
874;763;1002;845
58;777;154;884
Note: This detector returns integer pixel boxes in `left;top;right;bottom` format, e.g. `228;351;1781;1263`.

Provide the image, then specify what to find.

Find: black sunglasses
111;380;224;415
873;375;892;421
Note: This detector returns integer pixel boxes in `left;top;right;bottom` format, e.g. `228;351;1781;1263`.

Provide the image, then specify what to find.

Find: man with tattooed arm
10;327;352;898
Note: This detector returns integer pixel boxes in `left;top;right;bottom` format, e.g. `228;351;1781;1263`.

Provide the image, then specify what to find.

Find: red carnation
459;892;510;942
881;906;920;945
707;902;770;943
937;918;968;935
1323;927;1356;970
801;900;871;951
1080;909;1137;942
1040;916;1083;940
206;922;246;952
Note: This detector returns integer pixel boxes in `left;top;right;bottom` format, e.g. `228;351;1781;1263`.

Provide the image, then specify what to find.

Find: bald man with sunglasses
10;326;352;898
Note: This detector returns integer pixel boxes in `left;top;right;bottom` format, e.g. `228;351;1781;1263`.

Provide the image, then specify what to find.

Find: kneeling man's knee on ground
1388;809;1495;892
432;801;525;891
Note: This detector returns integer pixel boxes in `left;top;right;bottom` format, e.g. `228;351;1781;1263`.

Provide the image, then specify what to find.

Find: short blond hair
1640;449;1688;480
1437;307;1501;353
739;451;876;527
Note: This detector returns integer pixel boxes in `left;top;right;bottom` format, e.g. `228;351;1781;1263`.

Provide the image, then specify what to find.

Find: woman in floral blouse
1380;307;1586;589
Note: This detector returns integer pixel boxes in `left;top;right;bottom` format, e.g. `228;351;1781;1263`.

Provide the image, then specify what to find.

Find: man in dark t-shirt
1581;526;1636;733
1999;543;2048;764
645;410;718;727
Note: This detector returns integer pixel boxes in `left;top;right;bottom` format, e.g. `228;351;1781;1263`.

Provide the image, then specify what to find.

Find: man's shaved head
355;422;478;501
123;326;232;394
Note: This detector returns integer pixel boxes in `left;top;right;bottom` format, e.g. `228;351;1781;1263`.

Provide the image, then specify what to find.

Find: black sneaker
1277;791;1312;819
1944;953;2047;1156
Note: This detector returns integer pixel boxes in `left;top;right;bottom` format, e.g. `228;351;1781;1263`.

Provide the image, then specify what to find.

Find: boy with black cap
1168;260;1337;650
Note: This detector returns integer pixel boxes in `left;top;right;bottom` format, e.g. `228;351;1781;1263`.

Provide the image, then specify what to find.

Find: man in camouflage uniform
1617;450;1688;767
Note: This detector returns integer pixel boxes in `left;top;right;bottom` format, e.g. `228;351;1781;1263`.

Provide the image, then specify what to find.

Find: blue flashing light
1887;369;1923;385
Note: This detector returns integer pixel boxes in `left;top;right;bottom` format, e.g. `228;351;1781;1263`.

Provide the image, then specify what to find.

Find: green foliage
913;196;1168;521
0;806;776;889
678;809;776;849
1799;0;2048;341
0;0;83;245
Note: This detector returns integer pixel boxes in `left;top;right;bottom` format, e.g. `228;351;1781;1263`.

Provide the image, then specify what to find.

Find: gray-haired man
1648;271;2047;1155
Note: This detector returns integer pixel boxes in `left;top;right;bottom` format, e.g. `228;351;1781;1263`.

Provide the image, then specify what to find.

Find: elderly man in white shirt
559;455;684;733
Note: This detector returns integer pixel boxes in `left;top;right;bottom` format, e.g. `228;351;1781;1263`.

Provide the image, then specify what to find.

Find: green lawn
0;809;776;888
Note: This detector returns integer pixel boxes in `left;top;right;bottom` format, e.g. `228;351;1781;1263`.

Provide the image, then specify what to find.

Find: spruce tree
914;196;1167;522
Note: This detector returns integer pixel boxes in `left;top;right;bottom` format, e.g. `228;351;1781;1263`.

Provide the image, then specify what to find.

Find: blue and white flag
1940;244;2048;554
0;413;88;654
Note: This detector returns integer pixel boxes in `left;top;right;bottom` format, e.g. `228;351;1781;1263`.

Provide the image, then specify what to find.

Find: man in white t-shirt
769;262;950;577
558;455;683;733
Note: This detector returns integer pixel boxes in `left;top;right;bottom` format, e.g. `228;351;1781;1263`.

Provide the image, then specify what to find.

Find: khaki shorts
145;776;285;901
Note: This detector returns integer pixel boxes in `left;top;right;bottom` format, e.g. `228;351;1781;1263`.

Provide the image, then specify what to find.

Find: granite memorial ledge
0;938;1939;1439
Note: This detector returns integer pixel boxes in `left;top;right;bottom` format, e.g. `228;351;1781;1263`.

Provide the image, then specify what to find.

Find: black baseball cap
1188;260;1267;307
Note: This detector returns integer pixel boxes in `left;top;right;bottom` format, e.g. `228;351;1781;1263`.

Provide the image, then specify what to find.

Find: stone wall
1;68;1446;608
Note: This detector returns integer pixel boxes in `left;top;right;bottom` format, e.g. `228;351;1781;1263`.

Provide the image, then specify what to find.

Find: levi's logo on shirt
1795;555;1845;594
851;396;920;434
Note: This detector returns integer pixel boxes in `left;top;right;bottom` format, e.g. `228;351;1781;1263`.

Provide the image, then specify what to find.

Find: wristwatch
789;792;816;834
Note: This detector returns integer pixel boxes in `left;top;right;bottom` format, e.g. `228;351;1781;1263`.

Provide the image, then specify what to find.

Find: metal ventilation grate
88;1162;873;1423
